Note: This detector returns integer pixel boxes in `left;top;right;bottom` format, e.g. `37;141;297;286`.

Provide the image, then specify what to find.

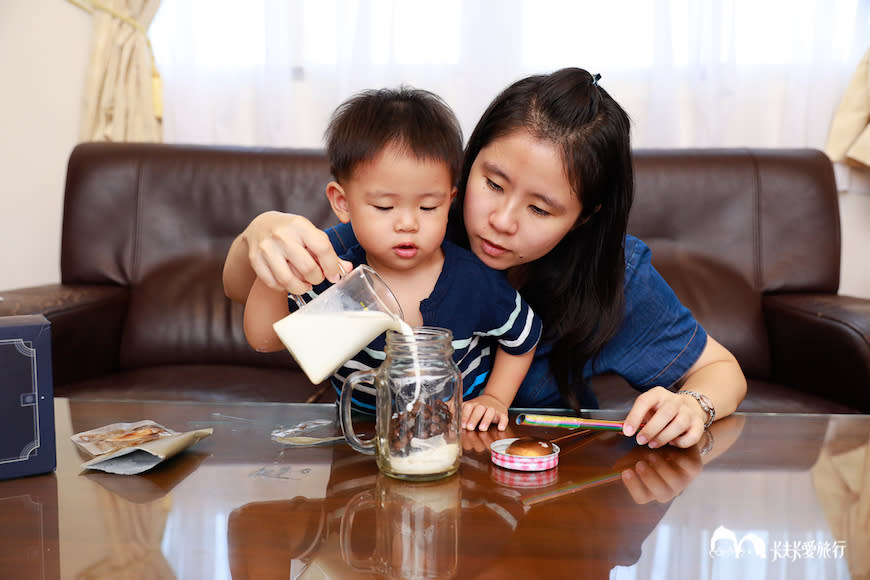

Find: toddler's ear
325;181;351;223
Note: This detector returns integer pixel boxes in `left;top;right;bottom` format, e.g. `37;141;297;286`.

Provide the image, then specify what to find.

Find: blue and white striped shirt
311;236;542;412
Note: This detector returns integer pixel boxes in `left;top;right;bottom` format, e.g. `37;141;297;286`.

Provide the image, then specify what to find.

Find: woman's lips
393;244;418;258
480;237;508;257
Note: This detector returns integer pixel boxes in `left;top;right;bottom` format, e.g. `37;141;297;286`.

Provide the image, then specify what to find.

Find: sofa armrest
763;293;870;412
0;284;129;386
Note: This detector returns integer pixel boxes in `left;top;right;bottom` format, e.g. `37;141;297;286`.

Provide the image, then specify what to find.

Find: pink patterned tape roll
490;438;560;472
491;464;559;488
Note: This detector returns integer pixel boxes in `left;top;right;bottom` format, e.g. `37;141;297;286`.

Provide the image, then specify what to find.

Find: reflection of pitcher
341;474;460;579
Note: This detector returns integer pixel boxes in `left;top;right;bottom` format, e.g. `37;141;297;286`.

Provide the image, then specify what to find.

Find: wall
0;0;91;290
0;1;868;298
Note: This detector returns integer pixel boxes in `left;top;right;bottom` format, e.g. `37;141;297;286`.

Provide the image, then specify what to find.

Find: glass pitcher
340;327;462;481
271;264;404;384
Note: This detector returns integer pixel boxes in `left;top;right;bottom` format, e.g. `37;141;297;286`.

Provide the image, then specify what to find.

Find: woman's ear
325;181;351;223
573;203;602;230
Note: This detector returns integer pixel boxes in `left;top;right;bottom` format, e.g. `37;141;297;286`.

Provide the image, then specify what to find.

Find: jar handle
340;370;376;455
339;490;379;572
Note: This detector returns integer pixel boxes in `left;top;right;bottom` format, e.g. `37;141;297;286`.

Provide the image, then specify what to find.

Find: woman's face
463;130;583;271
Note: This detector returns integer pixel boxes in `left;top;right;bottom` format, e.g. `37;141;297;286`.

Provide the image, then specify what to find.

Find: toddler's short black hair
324;86;463;185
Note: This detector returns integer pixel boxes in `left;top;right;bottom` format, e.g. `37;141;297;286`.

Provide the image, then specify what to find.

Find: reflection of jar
341;327;462;481
341;474;461;579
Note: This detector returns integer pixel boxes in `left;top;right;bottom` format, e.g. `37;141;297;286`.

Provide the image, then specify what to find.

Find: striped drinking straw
516;413;626;431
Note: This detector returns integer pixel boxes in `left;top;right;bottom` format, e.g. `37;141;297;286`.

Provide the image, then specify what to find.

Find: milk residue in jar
341;326;462;481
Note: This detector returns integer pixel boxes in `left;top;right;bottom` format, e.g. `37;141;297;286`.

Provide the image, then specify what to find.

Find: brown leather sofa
2;143;868;413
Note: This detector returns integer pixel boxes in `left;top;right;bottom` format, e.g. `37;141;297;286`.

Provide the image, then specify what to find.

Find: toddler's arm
462;346;536;431
243;277;292;352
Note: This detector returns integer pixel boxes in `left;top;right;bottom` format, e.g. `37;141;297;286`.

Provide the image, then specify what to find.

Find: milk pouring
271;265;405;384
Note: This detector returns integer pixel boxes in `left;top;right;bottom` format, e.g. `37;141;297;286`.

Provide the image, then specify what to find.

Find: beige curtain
825;47;870;192
71;0;163;142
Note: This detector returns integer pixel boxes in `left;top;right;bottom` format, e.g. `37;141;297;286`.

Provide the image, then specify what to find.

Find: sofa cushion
589;373;859;414
120;254;293;370
646;240;770;379
54;365;332;403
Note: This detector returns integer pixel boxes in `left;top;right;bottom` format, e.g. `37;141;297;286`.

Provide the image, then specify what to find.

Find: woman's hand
462;394;510;431
622;386;707;448
620;336;746;449
619;413;746;503
619;444;703;504
223;211;352;302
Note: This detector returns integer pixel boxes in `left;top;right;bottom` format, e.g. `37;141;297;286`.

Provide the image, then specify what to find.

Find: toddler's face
339;145;455;275
463;130;583;271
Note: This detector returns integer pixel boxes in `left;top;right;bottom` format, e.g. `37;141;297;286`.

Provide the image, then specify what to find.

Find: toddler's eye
373;205;393;211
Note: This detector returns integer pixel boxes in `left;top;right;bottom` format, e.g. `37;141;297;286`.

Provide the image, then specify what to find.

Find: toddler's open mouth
393;243;418;258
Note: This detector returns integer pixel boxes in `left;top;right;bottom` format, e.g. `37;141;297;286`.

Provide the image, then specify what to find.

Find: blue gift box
0;315;56;480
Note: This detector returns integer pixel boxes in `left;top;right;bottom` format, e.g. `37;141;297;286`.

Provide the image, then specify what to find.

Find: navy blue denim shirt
327;223;707;409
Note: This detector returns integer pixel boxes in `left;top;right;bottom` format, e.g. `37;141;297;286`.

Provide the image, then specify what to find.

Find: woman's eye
485;178;503;192
529;205;551;217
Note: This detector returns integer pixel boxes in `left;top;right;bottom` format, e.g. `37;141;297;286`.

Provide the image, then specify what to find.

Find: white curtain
150;0;870;150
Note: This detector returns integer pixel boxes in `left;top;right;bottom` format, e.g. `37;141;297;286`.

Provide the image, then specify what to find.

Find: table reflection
224;418;741;580
811;418;870;578
72;453;207;579
5;400;866;578
0;473;59;579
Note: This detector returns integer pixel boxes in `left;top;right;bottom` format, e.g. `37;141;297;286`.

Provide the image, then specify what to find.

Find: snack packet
71;421;213;475
71;420;176;456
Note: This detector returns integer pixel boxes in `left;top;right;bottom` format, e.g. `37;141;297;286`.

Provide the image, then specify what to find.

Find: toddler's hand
462;394;509;431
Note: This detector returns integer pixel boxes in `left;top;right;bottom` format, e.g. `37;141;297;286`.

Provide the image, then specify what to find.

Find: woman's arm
223;210;351;303
674;336;746;419
622;336;746;449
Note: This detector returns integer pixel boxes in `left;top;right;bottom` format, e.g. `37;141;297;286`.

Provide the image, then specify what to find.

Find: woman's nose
489;204;518;235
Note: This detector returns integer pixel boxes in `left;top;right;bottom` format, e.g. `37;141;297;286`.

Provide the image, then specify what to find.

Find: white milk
273;310;403;384
389;437;460;475
395;320;424;410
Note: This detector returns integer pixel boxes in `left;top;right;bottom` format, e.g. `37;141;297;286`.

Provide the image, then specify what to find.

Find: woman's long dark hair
447;68;634;412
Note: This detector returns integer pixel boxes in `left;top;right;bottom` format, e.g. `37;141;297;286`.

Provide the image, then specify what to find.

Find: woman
223;68;746;449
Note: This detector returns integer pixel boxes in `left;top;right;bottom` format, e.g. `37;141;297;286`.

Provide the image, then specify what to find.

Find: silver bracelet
678;390;716;429
699;428;714;456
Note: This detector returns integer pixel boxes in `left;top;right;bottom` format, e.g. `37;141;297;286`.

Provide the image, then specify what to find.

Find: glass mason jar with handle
340;327;462;481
